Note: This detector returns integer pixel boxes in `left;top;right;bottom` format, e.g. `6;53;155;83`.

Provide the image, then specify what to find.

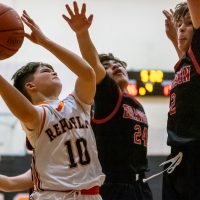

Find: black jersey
167;28;200;147
91;74;148;183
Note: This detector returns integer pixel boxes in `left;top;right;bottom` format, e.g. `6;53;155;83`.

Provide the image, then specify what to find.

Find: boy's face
102;59;129;88
177;12;194;53
28;65;62;98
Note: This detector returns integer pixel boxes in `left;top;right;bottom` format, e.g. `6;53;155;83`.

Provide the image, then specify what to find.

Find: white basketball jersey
23;94;105;191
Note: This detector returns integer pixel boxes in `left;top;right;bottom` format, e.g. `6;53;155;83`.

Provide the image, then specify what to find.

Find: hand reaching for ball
21;10;49;46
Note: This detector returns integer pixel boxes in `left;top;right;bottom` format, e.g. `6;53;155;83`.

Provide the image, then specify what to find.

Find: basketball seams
0;41;23;51
0;10;24;31
0;8;12;16
0;29;24;33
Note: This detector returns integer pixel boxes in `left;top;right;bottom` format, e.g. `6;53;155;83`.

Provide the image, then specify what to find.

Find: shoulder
66;92;91;114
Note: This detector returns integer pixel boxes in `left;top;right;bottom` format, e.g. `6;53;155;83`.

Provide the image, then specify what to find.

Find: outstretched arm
63;2;106;84
21;11;95;105
163;9;183;58
0;74;40;130
0;169;33;192
187;0;200;29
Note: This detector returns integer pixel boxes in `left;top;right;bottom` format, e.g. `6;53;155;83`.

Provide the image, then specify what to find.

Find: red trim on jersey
92;87;123;124
174;59;181;72
188;47;200;75
42;185;100;195
81;186;100;195
32;155;42;192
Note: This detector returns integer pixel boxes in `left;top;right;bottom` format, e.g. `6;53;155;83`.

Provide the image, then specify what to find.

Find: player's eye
103;64;110;69
41;68;52;73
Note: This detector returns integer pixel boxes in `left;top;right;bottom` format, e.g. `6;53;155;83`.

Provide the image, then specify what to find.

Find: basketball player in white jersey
0;10;105;200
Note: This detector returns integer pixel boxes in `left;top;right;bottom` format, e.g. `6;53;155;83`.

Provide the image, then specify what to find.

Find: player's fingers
21;16;36;31
23;10;29;17
162;10;169;17
24;32;31;39
62;14;71;24
22;11;36;25
22;10;34;23
81;3;86;15
163;10;171;21
162;10;167;17
23;10;31;18
65;4;74;17
170;9;174;15
87;15;93;25
73;1;79;15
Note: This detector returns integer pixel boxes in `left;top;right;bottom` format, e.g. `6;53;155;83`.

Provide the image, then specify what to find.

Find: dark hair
99;53;127;68
173;2;189;24
12;62;53;102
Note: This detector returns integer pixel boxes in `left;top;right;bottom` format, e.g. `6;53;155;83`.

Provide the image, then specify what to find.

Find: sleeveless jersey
167;28;200;147
91;75;148;182
22;94;105;191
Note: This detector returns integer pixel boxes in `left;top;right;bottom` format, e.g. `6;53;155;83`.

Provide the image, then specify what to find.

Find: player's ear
25;82;36;91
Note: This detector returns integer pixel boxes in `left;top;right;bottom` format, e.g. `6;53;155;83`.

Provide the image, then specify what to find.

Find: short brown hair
173;2;189;24
99;53;127;68
12;62;53;101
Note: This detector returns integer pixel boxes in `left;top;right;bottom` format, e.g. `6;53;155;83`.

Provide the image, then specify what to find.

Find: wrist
76;30;89;37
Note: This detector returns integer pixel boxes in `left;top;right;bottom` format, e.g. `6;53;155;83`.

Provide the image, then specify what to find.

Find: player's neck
31;95;59;105
118;82;129;93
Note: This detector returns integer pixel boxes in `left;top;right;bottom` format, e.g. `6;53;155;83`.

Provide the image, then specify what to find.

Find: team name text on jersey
123;104;148;125
45;116;89;141
171;65;191;89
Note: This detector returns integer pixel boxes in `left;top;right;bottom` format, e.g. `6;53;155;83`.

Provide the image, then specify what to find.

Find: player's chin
52;81;62;91
52;78;61;85
114;75;129;85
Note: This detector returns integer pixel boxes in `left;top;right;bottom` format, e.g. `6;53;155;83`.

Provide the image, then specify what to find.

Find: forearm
0;75;38;123
76;31;100;68
76;31;106;83
187;0;200;29
0;174;32;192
39;37;94;81
0;175;14;192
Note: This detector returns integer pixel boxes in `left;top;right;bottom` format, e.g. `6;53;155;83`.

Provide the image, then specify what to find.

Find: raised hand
21;10;48;45
62;1;93;34
162;9;177;42
163;9;183;58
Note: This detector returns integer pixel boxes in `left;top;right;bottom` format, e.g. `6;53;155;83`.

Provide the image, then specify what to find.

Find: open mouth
113;69;124;76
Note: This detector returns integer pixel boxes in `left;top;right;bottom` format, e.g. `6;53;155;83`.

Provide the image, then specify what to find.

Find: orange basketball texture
0;3;24;60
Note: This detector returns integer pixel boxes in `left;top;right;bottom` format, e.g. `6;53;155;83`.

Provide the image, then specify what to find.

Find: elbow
1;181;16;192
85;67;96;83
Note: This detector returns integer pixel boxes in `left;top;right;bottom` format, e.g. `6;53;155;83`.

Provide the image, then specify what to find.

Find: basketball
0;3;24;60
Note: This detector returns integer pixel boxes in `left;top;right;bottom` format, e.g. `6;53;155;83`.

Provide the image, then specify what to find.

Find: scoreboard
127;70;174;97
